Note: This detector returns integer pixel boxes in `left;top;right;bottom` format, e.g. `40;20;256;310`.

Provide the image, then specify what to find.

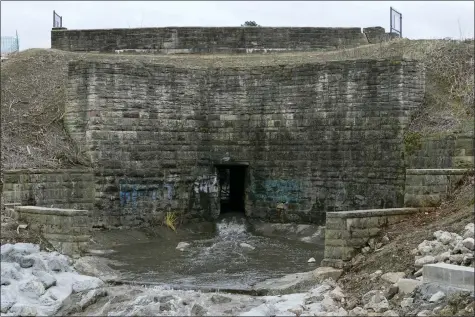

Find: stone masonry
51;26;394;54
65;58;425;227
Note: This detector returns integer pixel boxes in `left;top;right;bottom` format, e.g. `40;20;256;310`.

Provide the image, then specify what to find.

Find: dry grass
1;38;473;170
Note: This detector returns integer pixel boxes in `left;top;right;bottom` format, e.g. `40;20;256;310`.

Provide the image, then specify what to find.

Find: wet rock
159;295;176;303
397;279;421;295
415;255;436;267
385;284;399;300
382;310;399;316
210;294;232;304
18;277;46;299
429;291;445;303
381;272;405;284
72;276;104;293
160;301;177;312
308;257;316;263
348;306;367;316
400;297;413;308
176;242;190;251
33;271;57;289
191;303;207;316
462;237;474;250
305;295;324;304
362;290;389;313
239;243;255;250
79;289;107;310
313;267;343;282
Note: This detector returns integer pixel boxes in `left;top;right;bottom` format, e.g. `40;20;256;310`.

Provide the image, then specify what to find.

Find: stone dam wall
2;169;94;211
64;58;425;227
51;26;396;54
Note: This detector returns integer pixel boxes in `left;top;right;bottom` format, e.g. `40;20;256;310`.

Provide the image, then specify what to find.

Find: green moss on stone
404;131;423;155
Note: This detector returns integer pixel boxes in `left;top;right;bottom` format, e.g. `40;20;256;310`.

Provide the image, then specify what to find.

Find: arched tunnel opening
215;164;248;214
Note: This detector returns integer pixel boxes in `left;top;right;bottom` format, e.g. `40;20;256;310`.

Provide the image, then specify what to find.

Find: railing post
53;10;55;28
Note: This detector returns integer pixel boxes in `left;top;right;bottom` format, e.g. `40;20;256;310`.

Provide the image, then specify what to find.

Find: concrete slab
423;263;474;292
326;208;418;219
252;271;318;296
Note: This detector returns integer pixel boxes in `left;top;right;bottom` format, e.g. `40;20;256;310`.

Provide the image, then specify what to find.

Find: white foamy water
215;216;249;240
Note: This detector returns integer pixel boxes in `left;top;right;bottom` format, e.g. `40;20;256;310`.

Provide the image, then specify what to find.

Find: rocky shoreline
1;221;473;316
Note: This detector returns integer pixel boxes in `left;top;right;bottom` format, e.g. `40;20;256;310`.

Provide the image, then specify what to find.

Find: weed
164;212;178;232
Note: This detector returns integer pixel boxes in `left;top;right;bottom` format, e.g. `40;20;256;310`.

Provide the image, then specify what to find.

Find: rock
381;272;405;284
72;277;104;293
18;277;46;299
362;290;389;313
385;284;399;300
362;246;371;254
79;289;108;309
46;253;72;272
417;240;433;255
13;243;40;255
308;257;316;263
463;223;474;239
435;231;453;245
33;271;57;289
305;295;324;304
449;254;464;265
435;251;450;263
352;254;365;266
345;298;358;311
176;242;190;251
463;253;474;265
448;233;463;248
452;241;470;254
414;268;423;277
1;288;16;313
160;301;177;312
382;310;399;316
159;295;176;303
239;243;255;250
348;307;367;316
1;262;22;284
368;238;376;249
191;303;207;316
375;242;383;250
369;270;383;280
19;255;35;268
400;297;413;308
429;291;445;303
322;294;338;312
210;294;232;304
8;304;38;317
462;238;474;250
416;310;432;316
382;235;390;245
414;255;436;267
397;279;422;295
410;248;419;256
313;267;343;282
330;287;345;301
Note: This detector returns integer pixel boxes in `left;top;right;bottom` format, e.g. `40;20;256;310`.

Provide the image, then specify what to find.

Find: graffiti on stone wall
119;179;178;207
193;175;218;194
252;179;300;203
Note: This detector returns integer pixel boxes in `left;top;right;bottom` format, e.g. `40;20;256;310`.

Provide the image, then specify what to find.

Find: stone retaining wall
404;169;472;208
51;26;394;54
2;169;94;211
321;208;419;268
15;206;91;257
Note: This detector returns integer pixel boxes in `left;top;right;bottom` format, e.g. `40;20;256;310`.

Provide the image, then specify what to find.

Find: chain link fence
1;34;20;57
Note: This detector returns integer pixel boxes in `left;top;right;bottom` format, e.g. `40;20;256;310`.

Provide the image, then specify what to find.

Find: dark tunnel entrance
216;164;248;214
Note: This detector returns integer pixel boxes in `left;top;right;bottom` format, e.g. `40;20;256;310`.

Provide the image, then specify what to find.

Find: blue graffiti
252;179;300;203
164;183;174;200
119;180;161;207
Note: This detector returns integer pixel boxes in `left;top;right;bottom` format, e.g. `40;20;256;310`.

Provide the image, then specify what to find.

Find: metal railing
390;7;402;37
53;10;63;28
1;32;20;56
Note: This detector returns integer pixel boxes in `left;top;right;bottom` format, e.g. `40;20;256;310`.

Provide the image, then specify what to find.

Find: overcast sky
1;1;474;50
